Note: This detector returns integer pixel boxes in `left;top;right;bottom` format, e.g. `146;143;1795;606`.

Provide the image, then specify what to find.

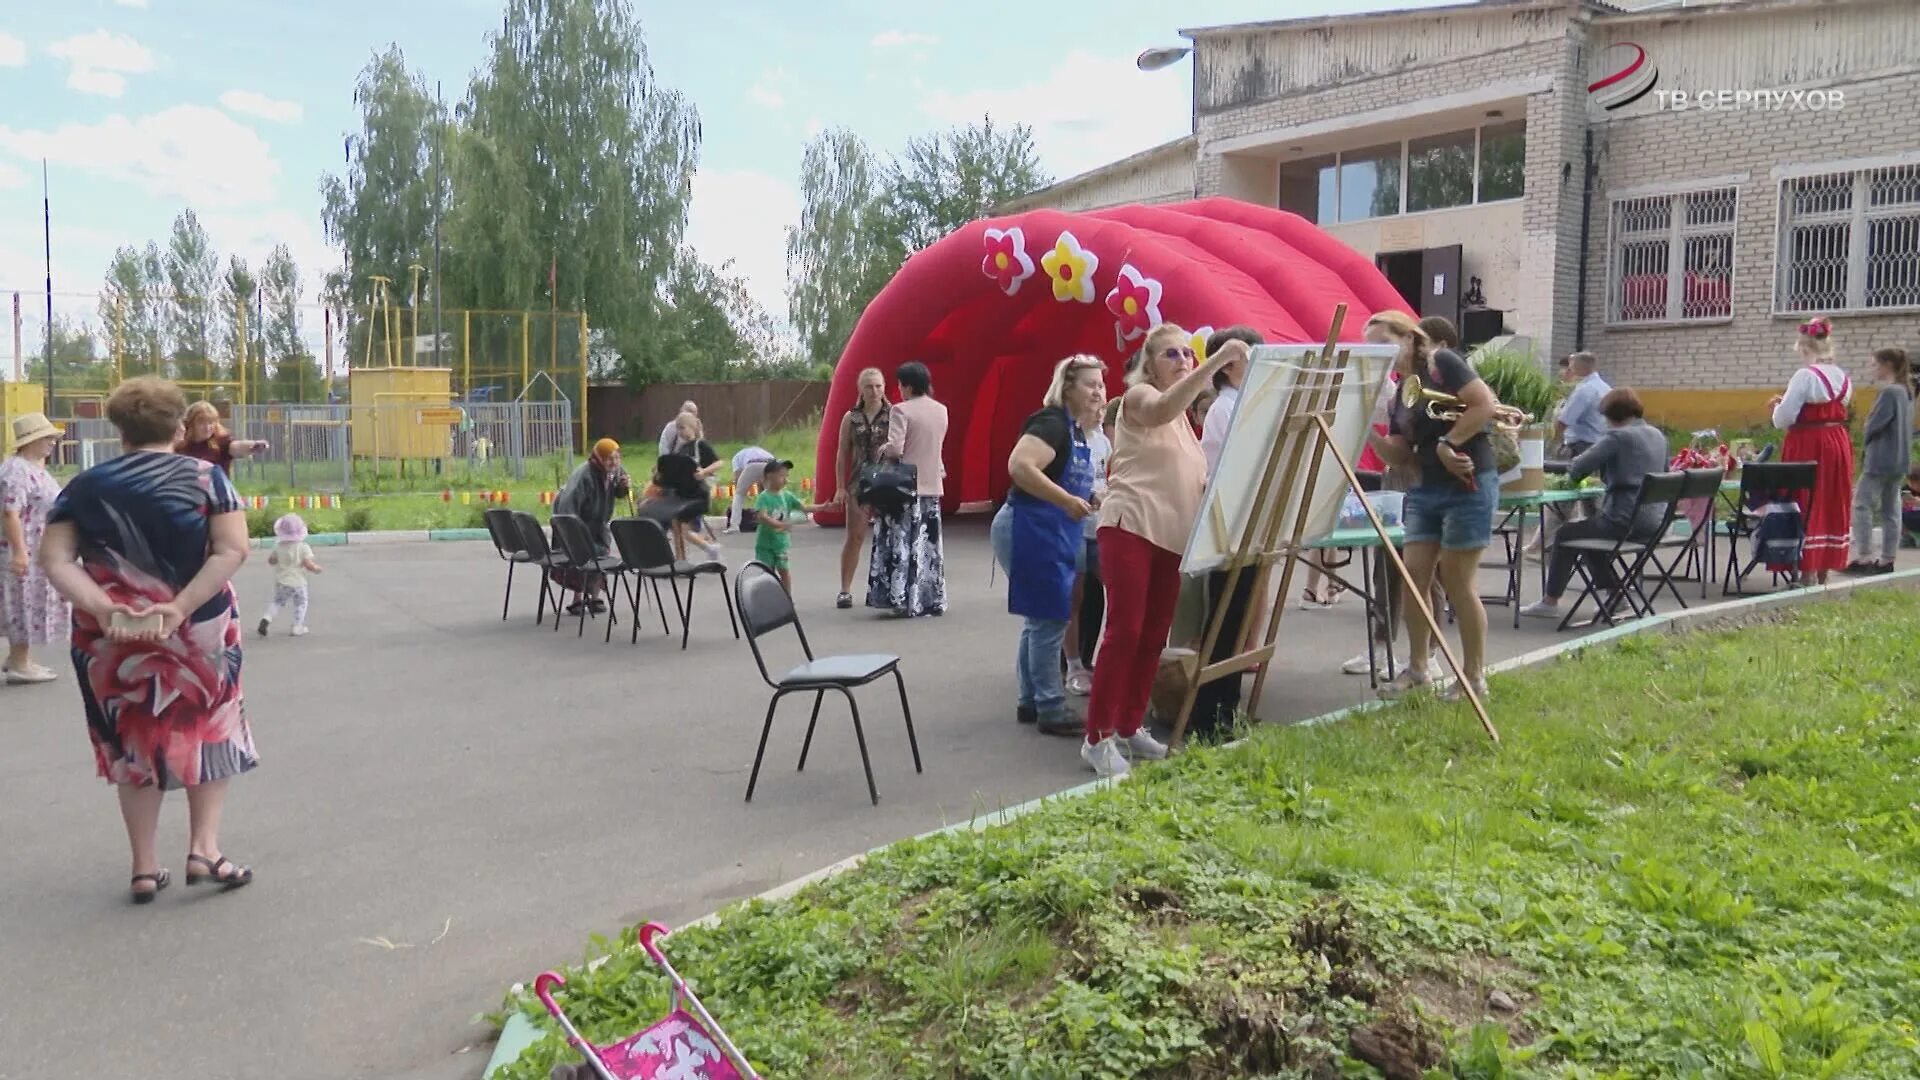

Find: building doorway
1374;245;1463;331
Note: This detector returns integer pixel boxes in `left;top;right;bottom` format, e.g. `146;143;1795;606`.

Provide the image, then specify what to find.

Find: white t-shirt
1201;384;1240;474
1084;427;1112;539
271;541;314;589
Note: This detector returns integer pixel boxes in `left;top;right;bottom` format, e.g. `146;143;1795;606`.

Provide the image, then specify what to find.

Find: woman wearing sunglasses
1080;324;1242;779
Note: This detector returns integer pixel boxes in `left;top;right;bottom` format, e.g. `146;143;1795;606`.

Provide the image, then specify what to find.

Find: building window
1408;131;1475;213
1275;120;1527;225
1776;161;1920;313
1607;186;1737;324
1478;121;1525;202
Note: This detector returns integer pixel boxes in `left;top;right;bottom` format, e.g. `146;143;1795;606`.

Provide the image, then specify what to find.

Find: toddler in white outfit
259;513;323;637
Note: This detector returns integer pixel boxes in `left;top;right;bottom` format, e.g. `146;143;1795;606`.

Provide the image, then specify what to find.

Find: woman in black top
1363;310;1500;702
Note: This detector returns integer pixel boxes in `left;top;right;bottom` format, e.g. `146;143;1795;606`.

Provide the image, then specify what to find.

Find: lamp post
1135;45;1192;72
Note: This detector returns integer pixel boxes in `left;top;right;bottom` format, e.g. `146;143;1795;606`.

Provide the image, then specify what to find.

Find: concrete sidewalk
2;517;1901;1079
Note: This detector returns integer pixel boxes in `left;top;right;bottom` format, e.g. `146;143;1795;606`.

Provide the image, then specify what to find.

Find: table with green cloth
1485;487;1606;628
1302;525;1407;690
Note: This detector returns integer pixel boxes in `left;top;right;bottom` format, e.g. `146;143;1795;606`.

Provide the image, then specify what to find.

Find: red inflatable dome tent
812;197;1407;523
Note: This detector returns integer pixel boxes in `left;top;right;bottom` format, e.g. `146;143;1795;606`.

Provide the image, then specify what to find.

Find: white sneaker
1341;649;1379;675
291;625;310;637
1519;600;1560;619
1122;730;1168;761
702;542;723;561
1065;667;1093;696
3;665;57;685
1080;737;1132;779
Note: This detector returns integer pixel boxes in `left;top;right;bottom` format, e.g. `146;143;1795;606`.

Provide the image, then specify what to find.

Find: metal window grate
1608;186;1737;323
1778;163;1920;313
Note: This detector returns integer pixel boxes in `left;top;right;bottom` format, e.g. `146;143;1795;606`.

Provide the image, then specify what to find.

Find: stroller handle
533;971;569;1017
637;921;671;965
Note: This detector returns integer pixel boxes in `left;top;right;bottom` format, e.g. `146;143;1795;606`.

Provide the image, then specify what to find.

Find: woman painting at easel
1362;310;1499;702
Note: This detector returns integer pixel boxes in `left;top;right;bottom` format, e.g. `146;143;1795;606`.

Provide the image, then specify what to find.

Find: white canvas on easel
1179;343;1397;575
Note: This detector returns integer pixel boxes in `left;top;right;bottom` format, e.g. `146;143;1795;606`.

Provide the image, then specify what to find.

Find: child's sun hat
274;513;308;543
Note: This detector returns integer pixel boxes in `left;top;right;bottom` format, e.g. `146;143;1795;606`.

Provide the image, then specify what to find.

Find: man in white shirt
658;399;698;457
1556;353;1610;457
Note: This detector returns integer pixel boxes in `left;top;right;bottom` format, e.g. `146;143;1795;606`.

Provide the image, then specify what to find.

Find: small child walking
259;513;323;637
752;460;823;593
1846;347;1913;574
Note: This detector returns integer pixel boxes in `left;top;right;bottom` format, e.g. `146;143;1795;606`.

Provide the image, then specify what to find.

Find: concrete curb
480;570;1920;1078
247;528;489;551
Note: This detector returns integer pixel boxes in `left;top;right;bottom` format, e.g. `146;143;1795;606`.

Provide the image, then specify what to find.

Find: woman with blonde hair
1771;317;1853;584
176;401;268;478
991;355;1107;736
1081;324;1240;778
833;367;891;608
1363;309;1500;701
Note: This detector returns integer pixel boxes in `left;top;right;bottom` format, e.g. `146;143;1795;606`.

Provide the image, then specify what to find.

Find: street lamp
1135;45;1192;72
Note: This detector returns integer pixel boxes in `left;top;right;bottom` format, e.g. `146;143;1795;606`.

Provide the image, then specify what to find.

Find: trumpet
1400;374;1532;431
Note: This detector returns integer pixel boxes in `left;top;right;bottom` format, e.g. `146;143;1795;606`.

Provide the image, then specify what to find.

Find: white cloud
0;105;281;207
747;67;787;110
0;161;25;189
219;89;303;124
919;49;1191;180
201;208;333;304
115;0;151;7
47;30;154;98
871;30;938;49
685;168;799;320
0;33;26;68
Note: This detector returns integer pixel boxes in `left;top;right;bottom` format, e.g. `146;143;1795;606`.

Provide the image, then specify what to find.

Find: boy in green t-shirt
752;460;823;592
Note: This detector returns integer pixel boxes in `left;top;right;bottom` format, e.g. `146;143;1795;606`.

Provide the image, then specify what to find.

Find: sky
0;0;1418;349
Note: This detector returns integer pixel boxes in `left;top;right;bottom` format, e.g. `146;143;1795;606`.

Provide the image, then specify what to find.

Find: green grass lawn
494;589;1920;1079
219;425;825;534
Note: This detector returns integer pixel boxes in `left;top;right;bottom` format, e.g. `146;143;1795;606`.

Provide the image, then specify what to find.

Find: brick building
1011;0;1920;427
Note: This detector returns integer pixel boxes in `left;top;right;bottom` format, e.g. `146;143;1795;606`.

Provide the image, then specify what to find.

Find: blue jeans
1404;472;1500;550
1017;616;1070;722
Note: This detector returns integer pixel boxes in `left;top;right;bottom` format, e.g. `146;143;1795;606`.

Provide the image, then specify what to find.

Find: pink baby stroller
534;922;761;1080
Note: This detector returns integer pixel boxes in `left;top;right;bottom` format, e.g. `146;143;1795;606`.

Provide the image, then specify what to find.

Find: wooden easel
1169;305;1499;748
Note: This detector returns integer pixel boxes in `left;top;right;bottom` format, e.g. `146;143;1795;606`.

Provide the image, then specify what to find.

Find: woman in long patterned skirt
2;412;72;683
1771;317;1854;585
867;361;950;617
40;377;258;903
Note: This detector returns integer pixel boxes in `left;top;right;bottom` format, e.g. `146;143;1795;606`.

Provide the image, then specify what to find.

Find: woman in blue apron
992;356;1109;737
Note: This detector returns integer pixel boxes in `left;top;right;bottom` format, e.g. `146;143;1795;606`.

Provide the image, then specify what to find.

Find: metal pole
42;160;54;413
433;81;444;375
11;292;21;382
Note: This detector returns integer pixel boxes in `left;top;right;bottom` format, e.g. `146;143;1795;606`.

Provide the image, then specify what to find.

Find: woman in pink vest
1082;324;1241;779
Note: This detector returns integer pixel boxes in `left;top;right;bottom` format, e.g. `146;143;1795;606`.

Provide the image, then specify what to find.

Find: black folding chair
1720;462;1817;596
511;510;569;627
1553;471;1688;631
1643;468;1727;607
607;517;739;650
548;514;625;638
483;508;537;620
735;561;921;806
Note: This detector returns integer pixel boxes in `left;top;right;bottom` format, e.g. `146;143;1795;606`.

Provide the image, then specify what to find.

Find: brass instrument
1400;373;1532;431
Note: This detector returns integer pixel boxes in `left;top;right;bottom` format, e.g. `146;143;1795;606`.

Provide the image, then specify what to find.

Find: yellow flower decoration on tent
1041;230;1099;304
1189;327;1215;366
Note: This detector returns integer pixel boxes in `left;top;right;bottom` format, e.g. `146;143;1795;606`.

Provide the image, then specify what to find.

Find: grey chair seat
1558;537;1648;553
778;654;899;688
639;559;726;578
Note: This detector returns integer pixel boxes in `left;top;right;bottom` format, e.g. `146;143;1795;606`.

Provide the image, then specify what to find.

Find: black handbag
856;462;918;515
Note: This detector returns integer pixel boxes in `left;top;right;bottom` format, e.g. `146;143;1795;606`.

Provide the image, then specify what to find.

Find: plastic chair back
511;511;553;562
734;561;807;687
483;508;524;559
550;514;601;566
610;516;676;573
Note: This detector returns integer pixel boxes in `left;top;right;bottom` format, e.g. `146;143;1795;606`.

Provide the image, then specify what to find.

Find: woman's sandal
130;869;171;904
185;854;253;890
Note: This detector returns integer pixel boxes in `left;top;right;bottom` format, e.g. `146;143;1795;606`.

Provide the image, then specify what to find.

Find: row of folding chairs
1547;462;1818;632
481;508;739;648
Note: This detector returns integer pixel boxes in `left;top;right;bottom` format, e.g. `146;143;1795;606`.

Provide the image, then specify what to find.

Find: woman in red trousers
1081;324;1241;779
1770;316;1853;584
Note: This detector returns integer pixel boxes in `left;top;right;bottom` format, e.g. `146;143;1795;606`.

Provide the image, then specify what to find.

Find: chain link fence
57;400;574;494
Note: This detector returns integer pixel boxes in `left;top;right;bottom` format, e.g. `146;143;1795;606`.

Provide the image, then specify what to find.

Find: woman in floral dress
39;377;258;903
3;412;72;684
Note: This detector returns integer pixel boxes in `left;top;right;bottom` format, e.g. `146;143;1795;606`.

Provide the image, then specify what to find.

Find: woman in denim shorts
1362;311;1501;701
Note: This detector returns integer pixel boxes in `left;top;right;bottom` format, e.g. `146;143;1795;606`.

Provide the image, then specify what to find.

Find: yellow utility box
348;367;457;461
3;382;48;445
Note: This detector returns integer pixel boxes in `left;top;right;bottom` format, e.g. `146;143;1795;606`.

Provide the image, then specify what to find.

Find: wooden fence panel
588;381;828;446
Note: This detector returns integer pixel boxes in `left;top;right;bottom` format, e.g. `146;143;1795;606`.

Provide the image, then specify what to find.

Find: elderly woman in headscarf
552;438;632;614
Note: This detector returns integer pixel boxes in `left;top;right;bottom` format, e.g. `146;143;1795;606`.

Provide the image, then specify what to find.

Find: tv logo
1588;42;1659;112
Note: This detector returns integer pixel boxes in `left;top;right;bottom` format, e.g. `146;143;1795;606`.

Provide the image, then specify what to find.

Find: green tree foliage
319;46;443;313
164;209;219;383
222;254;257;388
787;117;1049;365
785;127;899;367
446;0;699;370
24;317;112;392
259;244;322;402
98;244;165;378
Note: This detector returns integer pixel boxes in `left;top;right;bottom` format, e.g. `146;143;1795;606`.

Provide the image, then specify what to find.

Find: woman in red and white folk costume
1770;317;1854;584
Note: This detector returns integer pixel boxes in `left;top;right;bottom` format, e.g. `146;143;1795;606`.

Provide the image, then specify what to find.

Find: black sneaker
836;592;853;609
256;618;270;638
1037;710;1084;738
1016;705;1037;725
